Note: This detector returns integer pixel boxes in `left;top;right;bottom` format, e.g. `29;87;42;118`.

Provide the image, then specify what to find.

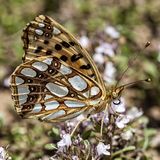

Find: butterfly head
112;86;124;99
106;86;124;105
107;78;151;105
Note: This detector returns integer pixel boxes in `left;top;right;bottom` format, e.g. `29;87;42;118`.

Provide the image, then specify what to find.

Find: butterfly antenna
120;78;151;89
115;41;151;88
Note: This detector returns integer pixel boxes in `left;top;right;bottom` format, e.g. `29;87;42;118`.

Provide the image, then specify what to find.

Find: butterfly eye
113;98;121;105
112;91;118;99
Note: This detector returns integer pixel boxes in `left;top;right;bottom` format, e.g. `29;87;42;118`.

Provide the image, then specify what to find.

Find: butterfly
10;15;124;123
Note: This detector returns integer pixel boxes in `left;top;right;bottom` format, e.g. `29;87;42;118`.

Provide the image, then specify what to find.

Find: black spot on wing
80;64;91;69
69;41;75;46
44;40;49;44
60;55;68;62
71;53;83;62
35;46;43;53
55;44;62;51
61;41;70;48
46;49;52;55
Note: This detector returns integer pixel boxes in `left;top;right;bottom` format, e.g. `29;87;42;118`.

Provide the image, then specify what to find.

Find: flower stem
112;146;136;158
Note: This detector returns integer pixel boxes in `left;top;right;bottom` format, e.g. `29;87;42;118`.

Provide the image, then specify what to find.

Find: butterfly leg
100;103;109;139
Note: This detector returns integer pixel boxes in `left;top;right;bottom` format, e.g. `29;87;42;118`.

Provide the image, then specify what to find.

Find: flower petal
96;142;110;156
57;134;72;148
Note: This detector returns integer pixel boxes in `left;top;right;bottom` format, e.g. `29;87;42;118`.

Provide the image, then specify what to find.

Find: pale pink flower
95;42;115;57
115;115;130;129
57;134;72;148
104;26;120;39
3;77;10;87
110;97;126;114
96;142;110;156
72;155;79;160
127;107;143;121
103;62;116;83
93;52;105;64
121;130;133;140
0;147;5;160
79;35;90;48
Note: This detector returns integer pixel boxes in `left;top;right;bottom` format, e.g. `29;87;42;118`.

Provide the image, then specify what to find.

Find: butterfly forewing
22;15;105;91
10;15;107;122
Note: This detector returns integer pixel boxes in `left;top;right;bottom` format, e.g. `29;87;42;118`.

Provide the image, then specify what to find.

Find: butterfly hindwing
10;56;105;122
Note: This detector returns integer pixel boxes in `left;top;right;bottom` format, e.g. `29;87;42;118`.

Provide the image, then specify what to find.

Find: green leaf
48;127;60;140
51;127;60;135
44;143;57;150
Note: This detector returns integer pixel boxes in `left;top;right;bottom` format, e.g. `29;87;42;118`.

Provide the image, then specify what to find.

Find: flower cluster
46;25;150;159
0;147;11;160
0;147;5;160
49;98;145;159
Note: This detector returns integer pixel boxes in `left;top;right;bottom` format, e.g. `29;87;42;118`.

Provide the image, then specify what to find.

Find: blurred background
0;0;160;159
